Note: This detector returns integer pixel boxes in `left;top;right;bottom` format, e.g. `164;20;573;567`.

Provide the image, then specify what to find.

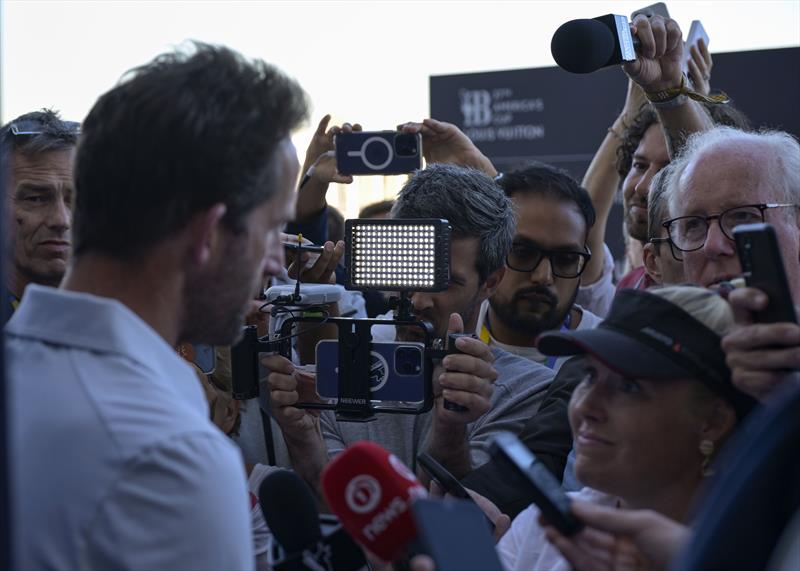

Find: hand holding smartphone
733;223;798;324
335;131;422;175
489;432;584;536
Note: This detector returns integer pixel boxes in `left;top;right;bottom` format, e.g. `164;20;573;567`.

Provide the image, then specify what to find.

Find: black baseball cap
538;288;757;418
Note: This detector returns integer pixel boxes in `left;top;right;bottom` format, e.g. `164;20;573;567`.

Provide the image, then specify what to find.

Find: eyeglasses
662;203;798;253
9;119;81;137
506;242;591;278
649;236;683;262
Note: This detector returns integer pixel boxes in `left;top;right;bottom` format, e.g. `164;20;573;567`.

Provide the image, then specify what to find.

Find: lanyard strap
482;310;573;370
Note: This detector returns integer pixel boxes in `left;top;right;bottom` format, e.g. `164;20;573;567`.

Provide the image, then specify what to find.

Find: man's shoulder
491;346;554;382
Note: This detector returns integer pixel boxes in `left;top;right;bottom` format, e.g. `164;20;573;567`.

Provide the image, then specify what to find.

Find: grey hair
666;126;800;216
647;163;675;241
392;163;515;283
2;108;78;156
649;285;735;337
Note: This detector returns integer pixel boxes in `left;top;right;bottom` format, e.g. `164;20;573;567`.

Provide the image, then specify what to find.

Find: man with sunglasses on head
1;110;79;323
660;126;800;403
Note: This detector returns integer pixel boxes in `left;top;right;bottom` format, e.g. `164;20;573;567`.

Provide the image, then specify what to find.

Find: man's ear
643;242;663;285
479;266;506;300
186;203;227;268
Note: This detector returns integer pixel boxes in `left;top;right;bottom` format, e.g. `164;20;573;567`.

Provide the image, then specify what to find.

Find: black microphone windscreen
551;18;616;74
259;470;322;554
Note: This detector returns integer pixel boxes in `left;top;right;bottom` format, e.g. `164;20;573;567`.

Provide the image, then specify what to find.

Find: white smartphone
631;2;670;20
683;20;710;74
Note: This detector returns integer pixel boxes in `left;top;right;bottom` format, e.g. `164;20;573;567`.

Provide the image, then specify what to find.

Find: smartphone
631;2;669;20
417;452;495;532
411;499;504;571
489;432;584;536
733;223;797;324
315;340;426;406
194;344;217;374
335;131;422;176
683;20;709;74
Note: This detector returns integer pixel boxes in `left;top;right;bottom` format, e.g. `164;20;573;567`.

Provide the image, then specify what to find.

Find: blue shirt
6;285;254;570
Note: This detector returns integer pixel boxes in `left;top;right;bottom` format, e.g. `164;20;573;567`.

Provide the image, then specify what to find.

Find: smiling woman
496;285;758;571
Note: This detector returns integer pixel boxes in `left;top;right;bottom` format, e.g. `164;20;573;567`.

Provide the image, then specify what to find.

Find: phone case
335;132;422;175
315;340;427;404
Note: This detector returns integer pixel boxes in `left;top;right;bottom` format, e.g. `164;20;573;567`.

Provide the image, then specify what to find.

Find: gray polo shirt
320;346;554;470
6;285;254;571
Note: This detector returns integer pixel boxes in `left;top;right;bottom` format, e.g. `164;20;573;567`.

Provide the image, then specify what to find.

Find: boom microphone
259;470;368;571
321;441;428;562
551;14;640;74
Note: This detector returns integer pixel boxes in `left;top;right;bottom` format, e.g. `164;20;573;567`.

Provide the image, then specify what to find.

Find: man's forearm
420;420;471;481
656;99;713;158
281;425;329;498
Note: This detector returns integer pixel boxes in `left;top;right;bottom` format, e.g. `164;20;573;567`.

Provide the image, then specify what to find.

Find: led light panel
344;218;451;292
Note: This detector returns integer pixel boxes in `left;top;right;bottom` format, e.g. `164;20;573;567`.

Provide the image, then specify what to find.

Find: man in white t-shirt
480;163;605;372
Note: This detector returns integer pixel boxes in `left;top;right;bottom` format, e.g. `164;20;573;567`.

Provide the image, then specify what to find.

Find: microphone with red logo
321;441;428;562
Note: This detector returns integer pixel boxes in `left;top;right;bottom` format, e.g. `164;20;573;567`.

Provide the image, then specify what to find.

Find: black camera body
335;131;422;175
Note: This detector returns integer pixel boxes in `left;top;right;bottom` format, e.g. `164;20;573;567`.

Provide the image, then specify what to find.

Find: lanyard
482;310;573;370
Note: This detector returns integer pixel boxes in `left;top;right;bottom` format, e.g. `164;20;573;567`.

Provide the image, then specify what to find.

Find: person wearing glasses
659;126;800;403
476;163;603;371
1;110;79;323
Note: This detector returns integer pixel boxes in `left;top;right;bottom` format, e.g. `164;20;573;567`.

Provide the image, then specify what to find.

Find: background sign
430;47;800;264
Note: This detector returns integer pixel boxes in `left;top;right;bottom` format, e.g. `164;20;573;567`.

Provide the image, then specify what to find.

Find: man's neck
7;267;61;300
486;305;581;348
60;254;184;346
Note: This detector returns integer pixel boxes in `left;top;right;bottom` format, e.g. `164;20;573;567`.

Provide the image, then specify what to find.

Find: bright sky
3;0;799;216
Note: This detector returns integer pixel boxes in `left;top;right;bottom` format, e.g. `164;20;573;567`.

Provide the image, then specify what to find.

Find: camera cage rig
231;292;451;423
231;219;454;424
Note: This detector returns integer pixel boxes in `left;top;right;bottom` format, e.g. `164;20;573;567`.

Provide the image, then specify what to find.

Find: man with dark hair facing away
6;43;308;570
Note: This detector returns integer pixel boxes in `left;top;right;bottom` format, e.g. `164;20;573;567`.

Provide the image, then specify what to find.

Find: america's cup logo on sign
346;475;382;514
459;89;493;127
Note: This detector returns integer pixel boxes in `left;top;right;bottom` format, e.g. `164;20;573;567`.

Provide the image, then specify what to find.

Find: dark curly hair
615;100;752;184
73;42;309;260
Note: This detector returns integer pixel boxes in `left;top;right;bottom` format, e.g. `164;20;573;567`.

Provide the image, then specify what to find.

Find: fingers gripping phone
335;131;422;175
489;432;584;536
733;223;798;324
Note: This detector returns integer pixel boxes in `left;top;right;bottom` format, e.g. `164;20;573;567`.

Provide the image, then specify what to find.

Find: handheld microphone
551;14;639;74
321;441;428;562
259;470;368;571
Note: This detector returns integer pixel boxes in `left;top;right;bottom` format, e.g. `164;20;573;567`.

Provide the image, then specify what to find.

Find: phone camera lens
395;346;421;375
394;134;418;157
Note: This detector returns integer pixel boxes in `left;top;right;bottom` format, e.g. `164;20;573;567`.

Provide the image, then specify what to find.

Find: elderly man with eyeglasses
1;110;80;323
660;126;800;402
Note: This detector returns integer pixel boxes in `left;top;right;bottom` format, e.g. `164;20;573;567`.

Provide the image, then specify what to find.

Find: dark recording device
417;452;495;532
411;499;504;571
443;333;477;413
335;131;422;175
283;242;324;254
734;223;798;324
490;432;584;536
551;14;638;74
